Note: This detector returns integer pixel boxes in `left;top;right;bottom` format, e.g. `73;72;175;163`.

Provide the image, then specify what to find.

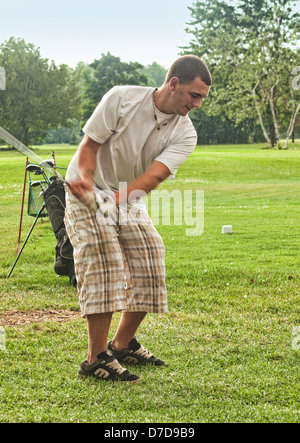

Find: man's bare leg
111;311;147;350
87;312;113;363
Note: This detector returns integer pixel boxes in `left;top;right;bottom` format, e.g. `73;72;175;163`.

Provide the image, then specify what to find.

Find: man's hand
67;177;96;209
67;176;93;198
67;135;101;212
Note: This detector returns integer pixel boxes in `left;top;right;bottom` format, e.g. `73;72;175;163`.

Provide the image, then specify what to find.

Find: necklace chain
152;89;169;131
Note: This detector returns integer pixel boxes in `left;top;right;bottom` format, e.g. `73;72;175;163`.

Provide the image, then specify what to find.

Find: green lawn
0;142;299;423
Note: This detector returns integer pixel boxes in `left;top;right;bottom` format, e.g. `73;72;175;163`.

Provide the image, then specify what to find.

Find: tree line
0;0;299;148
184;0;300;148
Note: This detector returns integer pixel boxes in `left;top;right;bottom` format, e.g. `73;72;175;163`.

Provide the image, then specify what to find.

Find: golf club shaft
0;126;64;179
0;126;98;214
0;126;44;165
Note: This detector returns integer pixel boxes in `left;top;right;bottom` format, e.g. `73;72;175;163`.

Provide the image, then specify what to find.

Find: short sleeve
82;87;122;144
155;127;197;178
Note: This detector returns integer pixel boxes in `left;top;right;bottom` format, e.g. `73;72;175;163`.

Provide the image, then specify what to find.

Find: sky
0;0;194;68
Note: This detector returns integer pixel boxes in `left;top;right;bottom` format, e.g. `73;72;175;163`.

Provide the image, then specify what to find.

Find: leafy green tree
45;119;82;145
184;0;300;148
0;37;81;145
140;62;167;87
190;109;264;144
83;53;149;120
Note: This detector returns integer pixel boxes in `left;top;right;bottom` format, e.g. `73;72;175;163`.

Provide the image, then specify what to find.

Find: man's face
170;76;210;116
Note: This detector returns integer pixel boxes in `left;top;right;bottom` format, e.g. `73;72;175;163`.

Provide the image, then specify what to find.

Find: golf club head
31;180;46;190
40;159;55;169
30;181;42;187
27;163;50;185
26;164;43;175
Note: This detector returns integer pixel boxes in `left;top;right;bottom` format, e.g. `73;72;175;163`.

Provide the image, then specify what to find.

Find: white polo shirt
66;85;197;193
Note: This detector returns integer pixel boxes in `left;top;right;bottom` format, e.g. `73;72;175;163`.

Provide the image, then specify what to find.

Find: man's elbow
79;134;101;154
151;161;171;184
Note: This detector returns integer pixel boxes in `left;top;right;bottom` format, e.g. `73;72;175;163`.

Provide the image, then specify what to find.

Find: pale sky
1;0;299;69
0;0;194;68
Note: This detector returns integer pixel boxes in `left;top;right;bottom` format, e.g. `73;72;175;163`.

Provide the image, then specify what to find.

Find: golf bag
43;179;76;286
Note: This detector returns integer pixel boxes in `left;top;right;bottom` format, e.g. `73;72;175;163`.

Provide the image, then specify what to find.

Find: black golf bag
43;179;76;286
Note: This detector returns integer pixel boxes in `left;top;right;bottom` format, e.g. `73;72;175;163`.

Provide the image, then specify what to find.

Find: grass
0;141;300;423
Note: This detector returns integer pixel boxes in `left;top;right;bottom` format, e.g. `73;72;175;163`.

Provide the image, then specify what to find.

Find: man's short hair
165;55;212;86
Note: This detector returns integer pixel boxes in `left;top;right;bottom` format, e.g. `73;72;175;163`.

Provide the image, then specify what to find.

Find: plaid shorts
64;188;168;317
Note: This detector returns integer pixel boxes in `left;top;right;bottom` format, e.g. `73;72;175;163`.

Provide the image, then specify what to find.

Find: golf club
0;126;98;214
31;180;47;198
26;164;50;184
39;159;57;178
40;159;55;169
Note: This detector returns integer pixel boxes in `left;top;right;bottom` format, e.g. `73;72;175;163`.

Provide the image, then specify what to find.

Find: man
64;55;211;383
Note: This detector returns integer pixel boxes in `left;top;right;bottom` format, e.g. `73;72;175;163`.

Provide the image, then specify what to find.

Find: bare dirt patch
0;309;80;327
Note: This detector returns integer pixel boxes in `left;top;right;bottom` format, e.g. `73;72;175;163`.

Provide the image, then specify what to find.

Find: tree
83;53;149;120
190;109;264;144
0;37;82;145
183;0;300;148
45;119;82;145
139;62;167;87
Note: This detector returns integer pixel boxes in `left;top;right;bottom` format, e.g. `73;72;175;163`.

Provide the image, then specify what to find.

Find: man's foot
78;350;140;382
108;337;166;366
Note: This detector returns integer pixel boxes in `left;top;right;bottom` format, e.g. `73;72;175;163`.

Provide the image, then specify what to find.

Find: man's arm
115;160;171;205
67;134;101;201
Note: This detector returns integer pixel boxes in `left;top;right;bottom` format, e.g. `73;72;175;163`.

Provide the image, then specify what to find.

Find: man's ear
169;76;179;91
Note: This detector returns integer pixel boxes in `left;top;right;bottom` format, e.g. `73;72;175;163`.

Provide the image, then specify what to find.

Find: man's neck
153;85;175;115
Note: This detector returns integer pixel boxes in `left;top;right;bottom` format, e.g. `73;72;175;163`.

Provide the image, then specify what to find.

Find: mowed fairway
0;142;299;423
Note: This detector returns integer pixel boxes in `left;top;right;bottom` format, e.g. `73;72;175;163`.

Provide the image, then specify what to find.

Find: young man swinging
65;55;212;382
